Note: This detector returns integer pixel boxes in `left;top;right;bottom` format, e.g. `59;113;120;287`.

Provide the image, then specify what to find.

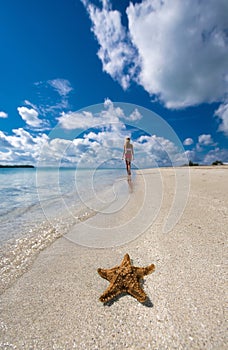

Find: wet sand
0;167;227;349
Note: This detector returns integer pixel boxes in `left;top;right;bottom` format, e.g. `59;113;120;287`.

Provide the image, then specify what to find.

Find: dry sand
0;167;227;349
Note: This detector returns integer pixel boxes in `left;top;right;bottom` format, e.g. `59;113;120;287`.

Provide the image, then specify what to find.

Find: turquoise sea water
0;166;132;291
0;167;127;245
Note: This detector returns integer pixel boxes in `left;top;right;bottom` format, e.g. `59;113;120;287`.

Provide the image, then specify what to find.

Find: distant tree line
188;160;199;166
187;160;224;166
0;165;35;168
211;160;223;166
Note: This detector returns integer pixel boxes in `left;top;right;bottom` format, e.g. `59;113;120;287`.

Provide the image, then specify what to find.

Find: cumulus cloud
125;108;142;122
183;138;194;146
69;130;185;168
184;149;195;162
57;111;95;130
0;111;8;118
17;107;44;128
214;101;228;136
203;147;228;164
198;134;214;146
135;134;185;166
57;99;125;131
82;0;139;89
127;0;228;108
82;0;228;109
0;131;13;148
0;128;49;165
57;99;143;133
1;121;187;168
54;100;187;167
1;97;189;167
182;133;227;164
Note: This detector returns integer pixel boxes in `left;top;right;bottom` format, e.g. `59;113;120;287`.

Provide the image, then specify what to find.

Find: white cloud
1;122;187;168
70;130;186;168
38;138;74;165
8;128;48;150
214;101;228;136
0;150;13;162
57;111;95;130
183;138;194;146
0;111;8;118
198;134;214;146
17;107;43;128
0;130;12;148
39;100;187;167
57;99;143;133
203;147;228;165
184;149;195;162
37;132;121;167
83;0;228;109
24;100;38;110
48;79;73;97
0;128;49;165
1;99;187;167
127;0;228;108
125;108;142;122
182;133;227;164
83;1;138;89
57;99;125;131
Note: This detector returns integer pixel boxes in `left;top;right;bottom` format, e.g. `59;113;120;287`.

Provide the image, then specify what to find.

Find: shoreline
0;167;227;349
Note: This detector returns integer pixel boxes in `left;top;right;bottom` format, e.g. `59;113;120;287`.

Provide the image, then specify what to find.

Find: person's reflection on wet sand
127;175;133;193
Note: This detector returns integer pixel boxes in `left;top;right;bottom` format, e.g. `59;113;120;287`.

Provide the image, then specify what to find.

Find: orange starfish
98;253;155;303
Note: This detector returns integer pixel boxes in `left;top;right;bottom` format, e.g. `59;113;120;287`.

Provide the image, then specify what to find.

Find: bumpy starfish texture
98;254;155;303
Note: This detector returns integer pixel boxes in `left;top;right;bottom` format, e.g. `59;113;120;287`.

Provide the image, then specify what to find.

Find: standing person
122;137;134;175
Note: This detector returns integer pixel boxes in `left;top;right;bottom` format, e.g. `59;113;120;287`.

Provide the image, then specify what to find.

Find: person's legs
128;161;131;175
125;160;131;175
125;160;128;174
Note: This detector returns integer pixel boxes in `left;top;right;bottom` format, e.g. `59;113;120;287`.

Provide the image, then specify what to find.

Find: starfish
98;254;155;303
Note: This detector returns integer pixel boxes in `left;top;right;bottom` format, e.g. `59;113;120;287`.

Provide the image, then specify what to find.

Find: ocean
0;167;128;291
0;167;130;244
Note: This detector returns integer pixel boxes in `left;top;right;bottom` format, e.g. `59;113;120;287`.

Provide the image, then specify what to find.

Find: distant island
0;165;35;168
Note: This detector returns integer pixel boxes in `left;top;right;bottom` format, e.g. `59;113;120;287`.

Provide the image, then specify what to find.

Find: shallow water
0;167;126;243
0;167;128;292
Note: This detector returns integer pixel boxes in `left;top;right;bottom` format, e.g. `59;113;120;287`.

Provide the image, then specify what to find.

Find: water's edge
0;174;130;294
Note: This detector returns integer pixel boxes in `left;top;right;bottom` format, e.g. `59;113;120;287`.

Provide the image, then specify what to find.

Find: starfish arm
121;253;131;266
127;281;148;303
99;283;123;303
134;264;155;278
97;267;118;282
120;254;131;268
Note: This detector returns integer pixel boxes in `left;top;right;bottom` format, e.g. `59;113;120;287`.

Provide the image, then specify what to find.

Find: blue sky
0;0;227;167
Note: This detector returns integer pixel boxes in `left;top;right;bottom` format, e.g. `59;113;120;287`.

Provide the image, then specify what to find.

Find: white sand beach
0;167;227;349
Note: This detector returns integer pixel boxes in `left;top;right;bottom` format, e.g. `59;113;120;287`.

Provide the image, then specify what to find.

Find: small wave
0;201;99;294
0;224;61;294
0;201;41;222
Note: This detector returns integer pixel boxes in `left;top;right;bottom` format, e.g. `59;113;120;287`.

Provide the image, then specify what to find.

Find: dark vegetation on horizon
188;160;199;166
184;160;224;166
0;165;35;168
211;160;224;166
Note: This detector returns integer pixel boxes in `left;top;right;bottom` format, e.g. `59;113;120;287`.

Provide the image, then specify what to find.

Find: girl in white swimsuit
122;137;134;175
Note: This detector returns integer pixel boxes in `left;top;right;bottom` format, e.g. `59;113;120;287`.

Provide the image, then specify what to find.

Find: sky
0;0;227;168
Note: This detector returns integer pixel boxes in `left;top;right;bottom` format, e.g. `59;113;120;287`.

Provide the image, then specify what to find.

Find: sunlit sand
0;166;227;349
